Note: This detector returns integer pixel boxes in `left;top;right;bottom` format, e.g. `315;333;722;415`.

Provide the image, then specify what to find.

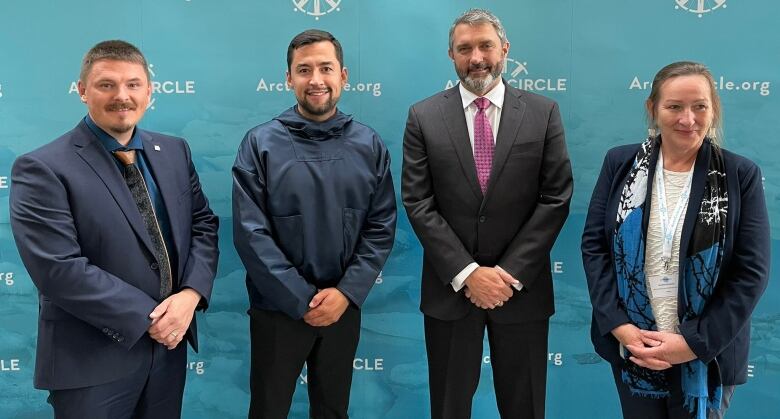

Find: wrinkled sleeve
336;137;397;306
680;162;770;362
402;105;475;284
497;102;573;289
179;140;220;310
232;131;317;319
10;154;158;350
581;151;631;337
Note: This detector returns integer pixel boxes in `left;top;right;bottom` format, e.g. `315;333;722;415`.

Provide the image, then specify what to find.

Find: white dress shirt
450;82;523;293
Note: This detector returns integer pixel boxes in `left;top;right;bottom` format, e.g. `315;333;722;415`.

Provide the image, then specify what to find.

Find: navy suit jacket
581;142;769;385
10;120;219;390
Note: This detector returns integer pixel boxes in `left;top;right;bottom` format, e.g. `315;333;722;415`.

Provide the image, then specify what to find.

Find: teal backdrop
1;1;779;418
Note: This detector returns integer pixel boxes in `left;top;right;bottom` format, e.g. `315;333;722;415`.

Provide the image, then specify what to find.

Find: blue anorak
233;107;397;318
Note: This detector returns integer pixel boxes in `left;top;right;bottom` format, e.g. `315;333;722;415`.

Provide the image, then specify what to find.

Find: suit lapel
439;87;483;201
484;83;526;206
141;132;185;277
72;122;156;256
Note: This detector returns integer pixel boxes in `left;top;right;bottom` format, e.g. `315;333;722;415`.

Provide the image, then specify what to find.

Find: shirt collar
84;114;144;152
459;79;505;110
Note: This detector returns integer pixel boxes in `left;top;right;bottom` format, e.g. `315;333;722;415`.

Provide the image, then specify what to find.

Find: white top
451;82;522;293
458;81;504;149
645;168;693;332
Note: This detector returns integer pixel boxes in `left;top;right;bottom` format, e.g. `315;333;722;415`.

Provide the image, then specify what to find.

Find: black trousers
424;308;549;419
48;340;187;419
248;306;361;419
611;363;736;419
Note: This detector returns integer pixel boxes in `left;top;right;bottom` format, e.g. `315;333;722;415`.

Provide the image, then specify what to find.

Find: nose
678;108;695;127
115;84;130;101
309;70;324;86
469;49;485;65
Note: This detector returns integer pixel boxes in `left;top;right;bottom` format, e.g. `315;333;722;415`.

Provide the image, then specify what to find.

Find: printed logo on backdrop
298;357;384;384
1;273;14;287
446;57;568;93
483;352;563;366
0;82;4;98
256;77;382;97
629;73;770;97
0;176;8;189
68;63;196;110
292;0;341;20
0;359;21;372
187;360;205;375
675;0;726;18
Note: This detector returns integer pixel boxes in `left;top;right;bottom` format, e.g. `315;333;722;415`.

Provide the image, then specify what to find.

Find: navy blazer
581;141;769;385
10;121;219;390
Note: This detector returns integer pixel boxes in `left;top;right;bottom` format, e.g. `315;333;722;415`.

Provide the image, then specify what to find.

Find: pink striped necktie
473;96;494;195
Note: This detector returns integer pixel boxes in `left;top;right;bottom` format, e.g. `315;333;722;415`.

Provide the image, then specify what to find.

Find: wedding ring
170;331;178;338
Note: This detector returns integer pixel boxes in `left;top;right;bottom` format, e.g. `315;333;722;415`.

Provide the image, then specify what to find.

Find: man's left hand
148;288;202;350
304;288;350;327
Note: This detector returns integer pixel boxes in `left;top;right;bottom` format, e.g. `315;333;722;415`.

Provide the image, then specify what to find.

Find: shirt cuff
452;263;479;292
495;265;523;291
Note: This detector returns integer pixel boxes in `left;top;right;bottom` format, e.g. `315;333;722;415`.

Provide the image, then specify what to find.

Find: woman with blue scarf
581;61;769;419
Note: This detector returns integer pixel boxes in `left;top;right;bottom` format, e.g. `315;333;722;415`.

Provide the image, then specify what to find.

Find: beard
298;89;338;118
105;101;138;133
457;59;504;95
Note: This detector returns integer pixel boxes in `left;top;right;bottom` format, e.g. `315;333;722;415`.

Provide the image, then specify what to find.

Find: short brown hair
80;40;150;83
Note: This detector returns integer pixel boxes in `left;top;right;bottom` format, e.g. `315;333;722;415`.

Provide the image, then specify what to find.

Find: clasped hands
463;267;519;310
304;287;349;327
611;323;697;371
148;288;202;350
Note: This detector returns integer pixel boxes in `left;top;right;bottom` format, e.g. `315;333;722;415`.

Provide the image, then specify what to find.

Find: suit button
102;327;109;333
479;216;486;223
150;262;159;270
117;336;125;343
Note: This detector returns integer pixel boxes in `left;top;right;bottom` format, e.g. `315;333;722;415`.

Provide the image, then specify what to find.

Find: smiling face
78;59;150;145
448;22;509;96
286;41;347;122
648;74;714;156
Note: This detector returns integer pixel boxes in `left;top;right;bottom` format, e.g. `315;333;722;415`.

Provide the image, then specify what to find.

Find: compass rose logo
503;58;529;79
292;0;342;20
675;0;727;18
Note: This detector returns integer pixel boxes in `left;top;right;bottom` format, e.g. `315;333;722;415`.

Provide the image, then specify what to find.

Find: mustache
469;62;492;72
106;101;137;111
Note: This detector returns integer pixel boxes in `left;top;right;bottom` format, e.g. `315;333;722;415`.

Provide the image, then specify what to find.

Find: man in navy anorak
232;29;396;419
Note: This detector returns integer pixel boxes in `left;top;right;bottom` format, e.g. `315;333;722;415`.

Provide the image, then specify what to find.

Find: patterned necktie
473;97;494;195
114;149;173;298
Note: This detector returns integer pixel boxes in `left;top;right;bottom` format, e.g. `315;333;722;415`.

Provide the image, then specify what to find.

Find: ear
77;80;87;102
340;66;348;86
645;99;655;121
448;48;454;61
502;41;510;57
286;70;292;87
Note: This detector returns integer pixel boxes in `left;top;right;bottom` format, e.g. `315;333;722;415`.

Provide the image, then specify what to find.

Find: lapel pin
154;145;161;151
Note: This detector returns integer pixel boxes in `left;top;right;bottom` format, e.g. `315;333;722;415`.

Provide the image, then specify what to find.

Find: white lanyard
655;150;693;272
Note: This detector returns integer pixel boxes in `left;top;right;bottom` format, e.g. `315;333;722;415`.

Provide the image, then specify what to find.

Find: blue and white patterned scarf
613;136;728;418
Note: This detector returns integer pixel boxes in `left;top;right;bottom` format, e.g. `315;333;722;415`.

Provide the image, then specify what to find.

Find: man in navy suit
9;40;219;419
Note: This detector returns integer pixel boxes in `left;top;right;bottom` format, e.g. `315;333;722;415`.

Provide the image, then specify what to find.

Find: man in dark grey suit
402;9;573;419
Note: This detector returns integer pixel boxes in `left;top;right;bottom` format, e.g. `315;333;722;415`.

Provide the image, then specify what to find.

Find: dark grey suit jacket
402;81;573;323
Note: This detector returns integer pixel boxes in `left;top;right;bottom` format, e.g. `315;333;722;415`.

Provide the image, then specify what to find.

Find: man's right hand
464;267;514;309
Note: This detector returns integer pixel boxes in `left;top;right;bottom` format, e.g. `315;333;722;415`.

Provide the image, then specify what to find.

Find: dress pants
611;363;735;419
248;306;361;419
424;307;549;419
47;338;187;419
